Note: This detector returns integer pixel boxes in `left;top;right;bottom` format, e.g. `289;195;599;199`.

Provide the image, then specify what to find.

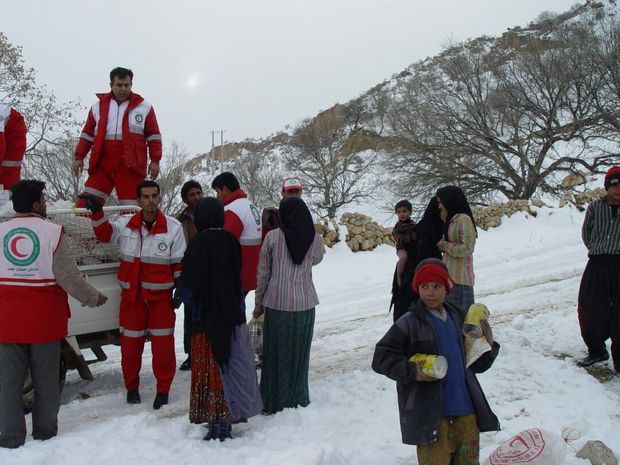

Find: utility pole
220;130;226;172
210;130;215;172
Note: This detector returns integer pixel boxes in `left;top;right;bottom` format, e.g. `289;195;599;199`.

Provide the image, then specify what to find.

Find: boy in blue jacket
372;258;499;465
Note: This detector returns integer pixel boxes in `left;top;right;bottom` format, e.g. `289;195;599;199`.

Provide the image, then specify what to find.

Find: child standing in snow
392;199;417;287
372;258;500;465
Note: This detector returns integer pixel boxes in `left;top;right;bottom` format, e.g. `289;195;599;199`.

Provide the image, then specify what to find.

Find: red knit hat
411;258;455;294
604;166;620;190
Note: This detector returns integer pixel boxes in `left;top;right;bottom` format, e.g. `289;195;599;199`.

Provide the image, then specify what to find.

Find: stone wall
473;199;536;231
340;212;393;252
319;185;607;251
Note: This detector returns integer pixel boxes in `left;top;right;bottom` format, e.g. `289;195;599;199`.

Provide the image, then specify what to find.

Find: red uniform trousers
0;167;21;191
77;140;144;207
119;295;176;394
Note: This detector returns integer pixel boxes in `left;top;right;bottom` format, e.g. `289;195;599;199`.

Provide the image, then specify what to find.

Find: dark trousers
578;255;620;368
0;340;61;448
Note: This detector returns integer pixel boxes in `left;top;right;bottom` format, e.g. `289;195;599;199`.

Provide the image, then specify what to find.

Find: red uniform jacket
223;189;262;292
74;92;162;176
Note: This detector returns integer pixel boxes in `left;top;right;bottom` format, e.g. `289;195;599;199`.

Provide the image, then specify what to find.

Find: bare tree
230;142;287;209
22;137;83;202
387;27;609;202
0;32;81;157
285;105;376;218
157;142;194;215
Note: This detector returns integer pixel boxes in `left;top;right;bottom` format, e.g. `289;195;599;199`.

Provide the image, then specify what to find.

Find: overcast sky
2;0;577;155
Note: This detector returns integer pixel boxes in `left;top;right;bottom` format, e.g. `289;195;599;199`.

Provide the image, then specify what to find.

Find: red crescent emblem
10;236;28;258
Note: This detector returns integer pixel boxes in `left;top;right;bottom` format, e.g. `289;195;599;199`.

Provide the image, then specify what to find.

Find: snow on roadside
1;205;619;465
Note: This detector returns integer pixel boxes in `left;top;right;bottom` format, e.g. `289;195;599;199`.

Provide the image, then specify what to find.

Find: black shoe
153;392;169;410
127;389;141;404
577;353;609;367
179;357;191;371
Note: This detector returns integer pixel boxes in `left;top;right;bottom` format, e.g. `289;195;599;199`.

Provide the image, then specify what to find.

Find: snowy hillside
1;204;619;465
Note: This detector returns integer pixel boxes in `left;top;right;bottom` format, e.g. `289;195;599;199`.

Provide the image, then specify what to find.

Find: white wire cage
0;206;140;268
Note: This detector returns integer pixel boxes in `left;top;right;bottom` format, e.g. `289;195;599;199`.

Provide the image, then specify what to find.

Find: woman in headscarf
179;197;262;441
435;185;478;310
390;196;444;321
252;197;325;414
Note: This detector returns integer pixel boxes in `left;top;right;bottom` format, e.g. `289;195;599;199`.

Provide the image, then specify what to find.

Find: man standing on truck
0;103;27;190
82;180;186;409
0;180;108;449
74;67;162;207
175;180;203;371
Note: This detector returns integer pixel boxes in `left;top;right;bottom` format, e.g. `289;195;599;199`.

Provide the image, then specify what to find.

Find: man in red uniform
74;67;162;206
211;172;262;293
82;181;186;409
0;103;27;190
0;180;107;448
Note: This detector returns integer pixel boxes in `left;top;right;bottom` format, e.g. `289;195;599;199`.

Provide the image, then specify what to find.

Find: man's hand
252;305;264;319
78;194;103;213
148;161;160;180
172;288;183;309
73;159;84;177
95;292;108;307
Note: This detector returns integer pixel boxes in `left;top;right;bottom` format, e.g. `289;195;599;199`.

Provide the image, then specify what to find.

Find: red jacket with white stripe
223;189;262;291
0;104;27;188
74;92;162;176
0;215;70;343
90;209;186;302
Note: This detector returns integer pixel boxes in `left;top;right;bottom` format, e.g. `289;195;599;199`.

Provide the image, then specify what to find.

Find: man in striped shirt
577;166;620;372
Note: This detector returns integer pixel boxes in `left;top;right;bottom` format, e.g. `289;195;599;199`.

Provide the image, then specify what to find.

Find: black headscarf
179;197;243;367
278;197;315;265
436;185;477;239
194;197;225;231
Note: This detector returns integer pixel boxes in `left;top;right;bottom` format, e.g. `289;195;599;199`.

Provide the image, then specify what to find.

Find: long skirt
260;307;315;414
189;333;231;426
578;254;620;368
220;325;263;421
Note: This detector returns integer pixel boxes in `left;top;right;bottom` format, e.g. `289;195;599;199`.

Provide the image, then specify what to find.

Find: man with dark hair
175;180;203;370
0;180;107;448
82;181;186;409
211;172;262;293
74;66;162;207
577;166;620;372
0;103;27;190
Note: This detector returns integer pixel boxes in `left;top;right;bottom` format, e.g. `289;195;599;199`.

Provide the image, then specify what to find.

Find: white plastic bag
248;317;263;362
484;428;566;465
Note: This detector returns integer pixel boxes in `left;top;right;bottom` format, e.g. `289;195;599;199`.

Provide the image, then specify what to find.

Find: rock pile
318;218;340;248
340;212;393;252
473;200;536;231
560;188;606;210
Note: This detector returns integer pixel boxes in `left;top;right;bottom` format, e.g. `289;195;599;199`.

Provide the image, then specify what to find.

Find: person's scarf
179;197;243;367
436;185;478;240
278;197;315;265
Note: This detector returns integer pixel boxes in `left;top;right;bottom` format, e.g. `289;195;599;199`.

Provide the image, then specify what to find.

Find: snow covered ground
1;204;619;465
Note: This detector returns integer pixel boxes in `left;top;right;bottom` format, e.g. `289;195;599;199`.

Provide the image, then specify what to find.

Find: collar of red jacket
223;188;247;206
127;209;168;234
96;92;144;109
